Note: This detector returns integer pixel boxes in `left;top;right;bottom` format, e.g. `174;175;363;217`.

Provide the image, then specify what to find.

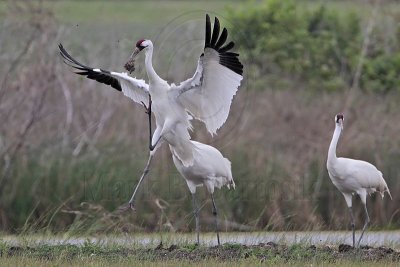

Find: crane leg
149;126;163;152
357;203;370;247
348;207;356;247
122;96;154;211
141;95;152;149
192;193;200;245
119;97;159;212
142;96;162;152
211;194;220;246
125;153;154;210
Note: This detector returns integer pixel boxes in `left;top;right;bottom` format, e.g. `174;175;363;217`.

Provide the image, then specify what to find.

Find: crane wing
347;160;386;188
170;15;243;135
337;158;391;196
59;44;149;105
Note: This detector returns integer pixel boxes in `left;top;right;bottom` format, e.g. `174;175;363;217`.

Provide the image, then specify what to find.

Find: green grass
0;240;399;266
51;1;234;24
0;1;234;23
0;0;235;45
2;258;399;267
4;0;399;26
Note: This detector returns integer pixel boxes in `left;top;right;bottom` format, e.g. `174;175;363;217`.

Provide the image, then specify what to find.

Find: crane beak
129;47;140;60
125;48;141;73
341;121;344;130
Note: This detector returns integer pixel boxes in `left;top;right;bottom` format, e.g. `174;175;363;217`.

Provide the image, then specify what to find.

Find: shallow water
2;231;400;248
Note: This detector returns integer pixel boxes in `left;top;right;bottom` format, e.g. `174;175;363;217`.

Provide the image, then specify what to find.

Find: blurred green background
0;0;399;234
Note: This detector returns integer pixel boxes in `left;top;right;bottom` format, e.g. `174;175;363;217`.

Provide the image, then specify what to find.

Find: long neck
144;45;161;83
328;124;341;164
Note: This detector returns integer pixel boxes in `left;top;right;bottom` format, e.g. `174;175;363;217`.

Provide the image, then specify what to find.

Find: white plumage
111;72;149;105
173;48;242;135
171;141;235;245
327;113;391;248
172;141;235;194
328;158;391;199
59;14;242;167
59;14;243;211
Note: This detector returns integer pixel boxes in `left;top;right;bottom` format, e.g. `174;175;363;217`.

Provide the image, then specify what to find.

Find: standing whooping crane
171;140;235;245
59;14;243;209
327;113;392;248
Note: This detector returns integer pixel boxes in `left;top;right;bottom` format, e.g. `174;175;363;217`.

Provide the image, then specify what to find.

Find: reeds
0;1;398;234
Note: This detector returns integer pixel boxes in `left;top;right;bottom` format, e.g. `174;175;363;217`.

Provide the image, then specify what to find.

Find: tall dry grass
0;1;398;233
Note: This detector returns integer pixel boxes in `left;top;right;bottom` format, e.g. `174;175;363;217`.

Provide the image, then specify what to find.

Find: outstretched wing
59;44;149;105
170;15;243;135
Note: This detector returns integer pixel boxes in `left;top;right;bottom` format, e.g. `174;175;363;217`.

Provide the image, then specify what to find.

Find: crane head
136;39;148;51
125;39;151;73
130;39;151;57
335;113;344;129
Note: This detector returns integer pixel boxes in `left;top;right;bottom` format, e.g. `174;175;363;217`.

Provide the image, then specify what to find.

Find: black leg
126;153;154;210
149;135;162;151
147;96;152;148
192;193;200;245
348;207;356;248
123;96;155;211
211;194;220;246
357;203;370;247
141;95;153;150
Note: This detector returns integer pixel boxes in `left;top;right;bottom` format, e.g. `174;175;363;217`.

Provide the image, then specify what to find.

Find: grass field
3;258;399;267
3;0;398;23
0;0;233;30
1;236;400;266
52;1;232;23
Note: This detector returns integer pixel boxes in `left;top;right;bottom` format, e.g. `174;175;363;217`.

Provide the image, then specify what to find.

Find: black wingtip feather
215;28;227;50
219;41;235;53
205;14;211;48
59;44;122;91
203;16;243;76
75;71;89;75
210;17;220;47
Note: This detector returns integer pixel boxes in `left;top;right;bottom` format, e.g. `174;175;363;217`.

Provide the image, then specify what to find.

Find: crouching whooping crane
327;113;392;248
171;140;235;245
59;14;243;210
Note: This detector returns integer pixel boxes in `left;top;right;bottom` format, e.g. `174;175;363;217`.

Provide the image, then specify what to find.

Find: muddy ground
3;242;400;263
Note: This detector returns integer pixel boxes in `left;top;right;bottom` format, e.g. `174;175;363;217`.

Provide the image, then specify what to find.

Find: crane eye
136;39;145;47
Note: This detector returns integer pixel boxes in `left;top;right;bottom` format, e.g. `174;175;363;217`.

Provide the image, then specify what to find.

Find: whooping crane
327;113;392;248
171;140;235;245
59;14;243;209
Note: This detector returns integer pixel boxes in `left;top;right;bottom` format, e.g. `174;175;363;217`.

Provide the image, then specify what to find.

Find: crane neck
327;124;341;165
144;45;162;83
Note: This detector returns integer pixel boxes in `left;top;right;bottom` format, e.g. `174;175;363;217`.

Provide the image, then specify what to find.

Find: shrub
227;0;400;92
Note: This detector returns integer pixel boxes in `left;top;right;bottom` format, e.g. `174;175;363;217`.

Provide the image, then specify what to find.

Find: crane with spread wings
59;14;243;209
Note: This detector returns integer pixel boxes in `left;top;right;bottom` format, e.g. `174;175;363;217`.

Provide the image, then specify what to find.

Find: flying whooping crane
171;140;235;245
59;14;243;209
327;113;392;248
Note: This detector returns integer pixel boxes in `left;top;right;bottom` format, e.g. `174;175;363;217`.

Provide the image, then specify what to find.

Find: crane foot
117;202;136;213
129;202;136;211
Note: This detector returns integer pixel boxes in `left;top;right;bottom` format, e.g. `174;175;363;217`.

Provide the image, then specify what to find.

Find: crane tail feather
387;189;393;200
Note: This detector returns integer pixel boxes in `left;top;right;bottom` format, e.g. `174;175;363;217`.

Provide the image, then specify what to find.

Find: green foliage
0;146;150;233
362;54;400;93
181;243;199;251
227;0;400;92
2;241;398;266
